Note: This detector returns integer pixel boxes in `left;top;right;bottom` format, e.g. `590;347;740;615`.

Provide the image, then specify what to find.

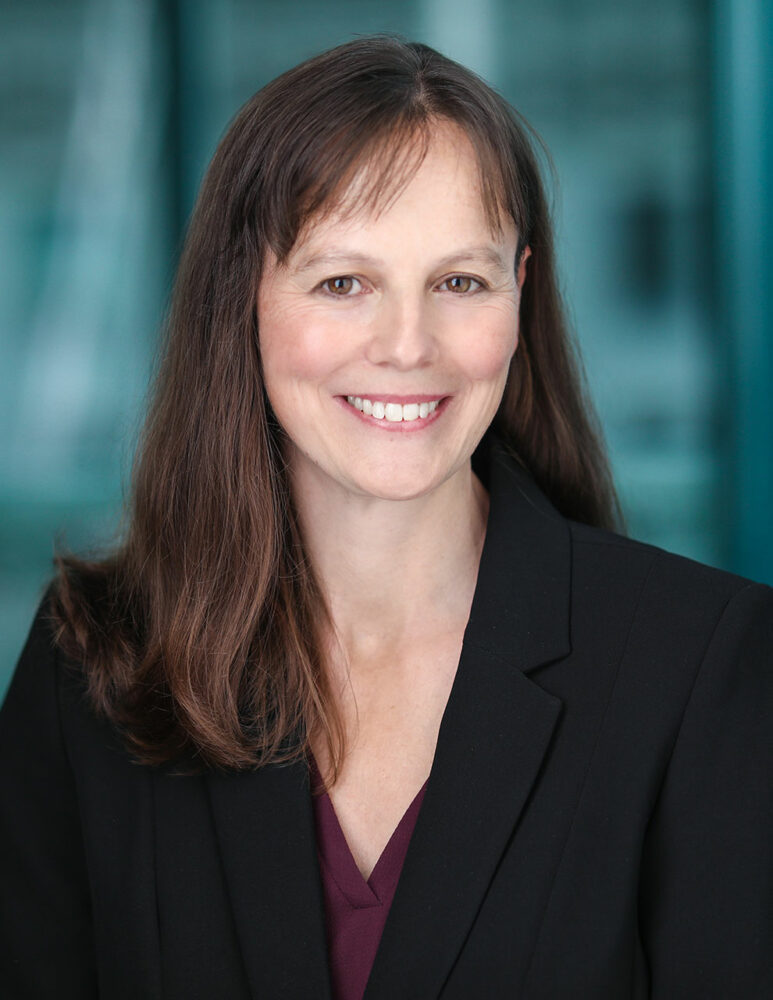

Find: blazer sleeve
639;581;773;997
0;590;99;999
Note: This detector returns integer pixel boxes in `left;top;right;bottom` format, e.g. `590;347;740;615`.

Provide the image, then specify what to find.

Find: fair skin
258;122;529;880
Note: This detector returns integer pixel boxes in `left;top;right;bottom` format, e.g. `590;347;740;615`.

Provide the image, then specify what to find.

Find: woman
1;34;771;1000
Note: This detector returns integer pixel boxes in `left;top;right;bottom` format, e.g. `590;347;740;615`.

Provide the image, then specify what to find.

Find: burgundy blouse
310;759;428;1000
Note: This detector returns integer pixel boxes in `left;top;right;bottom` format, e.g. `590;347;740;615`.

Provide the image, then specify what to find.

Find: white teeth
385;403;402;422
346;396;443;421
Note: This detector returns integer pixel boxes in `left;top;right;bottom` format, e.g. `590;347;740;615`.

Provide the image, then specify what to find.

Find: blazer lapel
206;760;332;999
364;431;571;999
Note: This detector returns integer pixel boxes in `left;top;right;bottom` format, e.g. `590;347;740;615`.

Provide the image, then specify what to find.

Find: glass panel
6;0;766;692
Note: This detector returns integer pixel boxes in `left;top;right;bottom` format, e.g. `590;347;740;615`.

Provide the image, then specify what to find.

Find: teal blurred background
2;0;772;694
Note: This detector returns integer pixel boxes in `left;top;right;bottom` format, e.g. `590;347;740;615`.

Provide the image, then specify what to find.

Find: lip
341;393;447;404
335;394;451;431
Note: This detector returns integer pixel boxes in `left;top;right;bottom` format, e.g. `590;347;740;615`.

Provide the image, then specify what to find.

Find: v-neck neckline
309;757;428;908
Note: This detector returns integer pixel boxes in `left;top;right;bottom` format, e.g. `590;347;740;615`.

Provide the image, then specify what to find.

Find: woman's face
257;123;526;503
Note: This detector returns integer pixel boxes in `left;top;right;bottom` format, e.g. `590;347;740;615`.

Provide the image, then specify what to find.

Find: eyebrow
292;245;513;279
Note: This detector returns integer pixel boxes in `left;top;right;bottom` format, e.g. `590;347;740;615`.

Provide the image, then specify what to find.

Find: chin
352;473;440;502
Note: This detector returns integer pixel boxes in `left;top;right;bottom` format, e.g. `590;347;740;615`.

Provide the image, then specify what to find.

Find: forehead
291;123;507;255
348;122;484;202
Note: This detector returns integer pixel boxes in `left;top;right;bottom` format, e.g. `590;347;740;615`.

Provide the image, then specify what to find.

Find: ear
517;245;532;289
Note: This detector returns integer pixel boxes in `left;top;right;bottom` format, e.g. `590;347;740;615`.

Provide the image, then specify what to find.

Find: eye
317;273;488;297
439;275;487;294
319;275;363;297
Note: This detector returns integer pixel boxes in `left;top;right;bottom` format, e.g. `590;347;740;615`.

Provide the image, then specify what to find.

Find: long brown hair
49;34;619;775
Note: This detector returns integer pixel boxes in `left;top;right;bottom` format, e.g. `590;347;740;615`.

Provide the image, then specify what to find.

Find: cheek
259;307;355;386
452;306;518;383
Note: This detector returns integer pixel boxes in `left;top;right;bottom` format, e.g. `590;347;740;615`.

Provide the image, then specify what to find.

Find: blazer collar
466;427;571;672
206;427;571;999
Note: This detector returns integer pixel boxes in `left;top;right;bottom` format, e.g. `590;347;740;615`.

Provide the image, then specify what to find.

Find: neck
289;449;489;666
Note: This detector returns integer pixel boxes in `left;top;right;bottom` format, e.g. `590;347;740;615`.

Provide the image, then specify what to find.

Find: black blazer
1;431;772;999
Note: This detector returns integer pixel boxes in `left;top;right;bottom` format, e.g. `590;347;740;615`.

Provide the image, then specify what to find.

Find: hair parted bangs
46;33;619;776
263;117;514;267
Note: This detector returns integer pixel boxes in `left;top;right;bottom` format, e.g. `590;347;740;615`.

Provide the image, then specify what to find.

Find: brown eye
321;276;360;296
443;275;484;294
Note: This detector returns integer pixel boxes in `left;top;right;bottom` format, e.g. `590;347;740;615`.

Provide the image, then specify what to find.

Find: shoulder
1;581;118;766
0;583;76;809
5;580;84;694
2;583;61;726
566;519;773;662
569;518;768;602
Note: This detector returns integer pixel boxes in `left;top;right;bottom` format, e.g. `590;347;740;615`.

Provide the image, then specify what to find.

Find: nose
364;294;440;370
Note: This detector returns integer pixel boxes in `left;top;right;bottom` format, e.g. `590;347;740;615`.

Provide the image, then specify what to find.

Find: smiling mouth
343;395;445;422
